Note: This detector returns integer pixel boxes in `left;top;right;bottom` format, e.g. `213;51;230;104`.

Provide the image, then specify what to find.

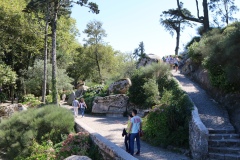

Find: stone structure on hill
137;53;161;68
108;78;131;94
92;94;128;117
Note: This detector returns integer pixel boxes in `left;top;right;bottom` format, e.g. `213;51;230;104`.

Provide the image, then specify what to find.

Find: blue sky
71;0;240;57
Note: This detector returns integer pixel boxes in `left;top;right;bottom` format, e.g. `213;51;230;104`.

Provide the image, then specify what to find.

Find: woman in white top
79;98;87;117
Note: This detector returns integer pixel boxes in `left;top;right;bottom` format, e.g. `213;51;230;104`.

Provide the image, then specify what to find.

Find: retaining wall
75;120;138;160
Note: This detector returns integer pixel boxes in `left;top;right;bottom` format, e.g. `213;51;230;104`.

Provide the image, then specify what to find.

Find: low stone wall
189;104;209;160
75;120;138;160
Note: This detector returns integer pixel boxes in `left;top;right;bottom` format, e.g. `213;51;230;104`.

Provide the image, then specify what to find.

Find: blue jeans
129;133;140;155
80;108;85;117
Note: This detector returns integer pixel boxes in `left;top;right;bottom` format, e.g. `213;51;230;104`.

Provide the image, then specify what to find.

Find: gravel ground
63;104;189;160
172;71;234;130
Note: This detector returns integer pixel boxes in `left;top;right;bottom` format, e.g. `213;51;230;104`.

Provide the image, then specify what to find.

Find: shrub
22;94;41;107
203;22;240;92
55;132;90;159
15;140;56;160
128;63;170;108
83;85;108;113
0;105;74;159
143;78;193;148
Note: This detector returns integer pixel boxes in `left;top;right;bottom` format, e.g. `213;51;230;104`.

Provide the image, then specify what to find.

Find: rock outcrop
108;78;131;94
137;53;161;68
92;94;128;116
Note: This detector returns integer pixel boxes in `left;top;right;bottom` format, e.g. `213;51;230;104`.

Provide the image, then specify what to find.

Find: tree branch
195;0;200;19
176;0;203;24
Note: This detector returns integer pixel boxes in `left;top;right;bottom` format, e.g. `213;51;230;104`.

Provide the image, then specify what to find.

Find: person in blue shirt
127;109;142;156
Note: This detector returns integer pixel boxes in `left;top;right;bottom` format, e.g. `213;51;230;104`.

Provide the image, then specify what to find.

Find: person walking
174;56;179;72
128;109;142;156
79;98;87;117
124;114;133;153
72;98;79;118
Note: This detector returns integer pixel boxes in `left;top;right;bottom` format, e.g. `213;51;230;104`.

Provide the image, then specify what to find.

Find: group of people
72;98;142;156
123;109;142;156
72;97;87;118
162;55;179;72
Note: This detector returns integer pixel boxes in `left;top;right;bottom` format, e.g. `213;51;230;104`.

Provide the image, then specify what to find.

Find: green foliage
142;79;160;107
22;60;73;96
195;22;240;92
128;63;170;108
0;63;17;86
0;105;74;159
83;85;107;113
143;79;193;148
55;132;90;159
22;94;41;107
15;140;55;160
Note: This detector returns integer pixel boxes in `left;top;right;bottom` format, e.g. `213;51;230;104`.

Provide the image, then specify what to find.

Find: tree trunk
51;2;58;104
202;0;210;32
95;46;103;84
42;3;50;104
175;23;181;55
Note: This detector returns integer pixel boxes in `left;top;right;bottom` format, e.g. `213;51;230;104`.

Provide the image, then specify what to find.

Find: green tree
160;5;193;55
209;0;239;26
22;60;73;96
176;0;210;32
25;0;99;104
133;41;146;59
0;63;17;86
83;20;107;84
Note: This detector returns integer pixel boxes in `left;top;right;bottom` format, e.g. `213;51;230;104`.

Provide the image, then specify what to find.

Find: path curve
62;103;189;160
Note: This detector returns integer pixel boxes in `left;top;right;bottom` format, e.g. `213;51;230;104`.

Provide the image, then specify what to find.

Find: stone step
209;139;240;147
209;146;240;155
208;153;240;160
209;134;240;140
208;128;236;134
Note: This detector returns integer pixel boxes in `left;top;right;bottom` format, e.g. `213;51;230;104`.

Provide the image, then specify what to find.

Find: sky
71;0;240;57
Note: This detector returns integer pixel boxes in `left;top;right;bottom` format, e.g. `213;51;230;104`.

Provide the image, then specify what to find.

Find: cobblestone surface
63;104;189;160
172;71;233;130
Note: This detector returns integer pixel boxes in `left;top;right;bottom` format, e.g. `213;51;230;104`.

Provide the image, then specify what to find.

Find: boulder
92;94;128;116
18;103;27;111
64;155;92;160
67;91;76;105
108;78;131;94
137;53;161;68
0;104;17;117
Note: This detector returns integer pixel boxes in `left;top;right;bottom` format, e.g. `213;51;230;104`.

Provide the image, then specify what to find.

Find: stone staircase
208;127;240;160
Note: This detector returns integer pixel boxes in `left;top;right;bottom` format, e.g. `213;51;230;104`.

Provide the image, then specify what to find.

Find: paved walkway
63;104;189;160
172;71;233;130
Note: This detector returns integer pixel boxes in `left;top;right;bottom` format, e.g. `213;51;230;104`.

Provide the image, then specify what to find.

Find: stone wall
186;67;240;134
189;104;209;160
75;121;138;160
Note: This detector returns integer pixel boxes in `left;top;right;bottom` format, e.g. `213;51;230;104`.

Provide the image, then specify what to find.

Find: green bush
83;85;108;113
22;94;41;107
187;22;240;93
128;63;170;108
0;105;74;159
143;79;193;148
55;132;90;159
15;140;56;160
202;23;240;92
